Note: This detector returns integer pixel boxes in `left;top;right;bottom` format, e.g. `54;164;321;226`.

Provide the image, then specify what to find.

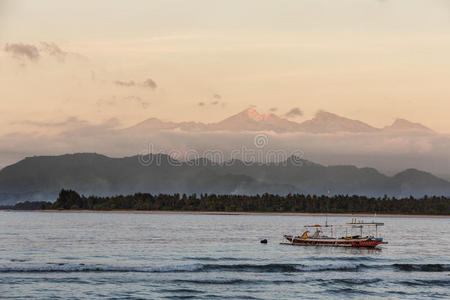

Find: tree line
8;189;450;215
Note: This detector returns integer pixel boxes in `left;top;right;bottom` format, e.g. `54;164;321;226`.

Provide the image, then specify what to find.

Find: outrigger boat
282;218;387;248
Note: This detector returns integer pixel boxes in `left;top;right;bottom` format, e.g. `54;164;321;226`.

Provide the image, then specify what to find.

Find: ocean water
0;212;449;299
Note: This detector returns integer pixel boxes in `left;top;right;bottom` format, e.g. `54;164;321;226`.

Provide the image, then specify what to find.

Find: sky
1;0;450;134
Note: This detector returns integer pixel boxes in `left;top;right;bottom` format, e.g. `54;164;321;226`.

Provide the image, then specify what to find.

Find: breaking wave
0;263;448;273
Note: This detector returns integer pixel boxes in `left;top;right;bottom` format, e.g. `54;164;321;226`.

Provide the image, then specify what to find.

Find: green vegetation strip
7;189;450;215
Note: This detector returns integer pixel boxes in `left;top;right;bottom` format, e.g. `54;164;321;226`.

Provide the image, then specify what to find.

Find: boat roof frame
304;222;384;228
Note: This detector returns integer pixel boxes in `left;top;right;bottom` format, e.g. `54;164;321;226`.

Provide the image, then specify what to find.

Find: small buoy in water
260;239;268;244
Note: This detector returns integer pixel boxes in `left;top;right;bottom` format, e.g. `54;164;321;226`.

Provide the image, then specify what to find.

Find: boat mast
325;190;330;227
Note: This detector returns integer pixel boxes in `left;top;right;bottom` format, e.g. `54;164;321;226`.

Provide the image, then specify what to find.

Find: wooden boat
281;219;387;248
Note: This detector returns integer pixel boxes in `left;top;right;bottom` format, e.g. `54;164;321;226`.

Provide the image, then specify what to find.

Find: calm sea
0;212;449;299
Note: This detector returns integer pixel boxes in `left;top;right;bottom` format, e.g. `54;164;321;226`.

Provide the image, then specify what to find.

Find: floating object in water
260;239;268;244
281;219;387;248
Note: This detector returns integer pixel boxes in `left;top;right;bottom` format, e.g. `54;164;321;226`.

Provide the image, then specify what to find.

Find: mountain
389;169;449;196
382;118;434;133
123;118;210;133
127;118;178;131
211;108;302;132
0;153;299;204
297;111;378;133
1;153;449;205
124;108;302;133
123;108;433;134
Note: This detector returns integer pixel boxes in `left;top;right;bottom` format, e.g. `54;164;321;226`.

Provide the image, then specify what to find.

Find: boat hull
282;235;383;248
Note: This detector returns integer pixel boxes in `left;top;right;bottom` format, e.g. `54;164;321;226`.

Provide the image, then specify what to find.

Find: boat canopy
304;222;384;228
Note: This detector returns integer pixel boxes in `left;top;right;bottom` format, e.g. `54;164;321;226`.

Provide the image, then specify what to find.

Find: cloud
2;126;450;181
59;118;120;135
142;78;157;89
12;117;120;137
96;98;117;107
113;78;157;89
4;43;40;61
114;80;136;87
123;96;150;108
285;107;303;118
38;42;69;62
97;96;150;109
14;117;88;128
4;41;87;63
197;94;224;108
40;42;88;62
198;100;226;108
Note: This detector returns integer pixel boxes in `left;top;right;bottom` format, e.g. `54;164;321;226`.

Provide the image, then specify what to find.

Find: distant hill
1;153;450;204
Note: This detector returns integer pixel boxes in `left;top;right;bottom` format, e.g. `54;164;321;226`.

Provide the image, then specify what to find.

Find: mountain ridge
124;108;434;134
0;152;449;204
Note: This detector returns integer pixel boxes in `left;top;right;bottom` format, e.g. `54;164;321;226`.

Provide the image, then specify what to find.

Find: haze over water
1;212;449;299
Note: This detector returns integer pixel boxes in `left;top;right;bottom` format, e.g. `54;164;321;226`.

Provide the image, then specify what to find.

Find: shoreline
1;209;449;218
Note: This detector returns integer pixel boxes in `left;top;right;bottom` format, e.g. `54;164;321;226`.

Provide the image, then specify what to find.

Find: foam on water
1;263;448;273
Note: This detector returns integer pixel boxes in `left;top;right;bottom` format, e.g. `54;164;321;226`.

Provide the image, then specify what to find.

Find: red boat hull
283;236;383;248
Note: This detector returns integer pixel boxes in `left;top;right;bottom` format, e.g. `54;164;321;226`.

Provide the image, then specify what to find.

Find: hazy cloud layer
58;118;120;136
14;117;88;128
2;124;450;181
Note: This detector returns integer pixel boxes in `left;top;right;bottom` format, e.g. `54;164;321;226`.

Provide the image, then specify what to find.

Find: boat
281;218;387;248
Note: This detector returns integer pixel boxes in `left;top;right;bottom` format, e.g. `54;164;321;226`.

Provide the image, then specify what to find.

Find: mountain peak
237;108;277;122
384;118;433;133
298;111;378;133
126;117;177;132
315;110;341;120
212;108;301;132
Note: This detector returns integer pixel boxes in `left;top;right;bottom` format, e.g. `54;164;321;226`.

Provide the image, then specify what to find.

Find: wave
302;256;394;262
397;279;450;287
172;279;298;285
0;263;448;273
393;263;450;272
0;263;204;273
184;256;392;263
323;278;383;285
182;256;248;262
